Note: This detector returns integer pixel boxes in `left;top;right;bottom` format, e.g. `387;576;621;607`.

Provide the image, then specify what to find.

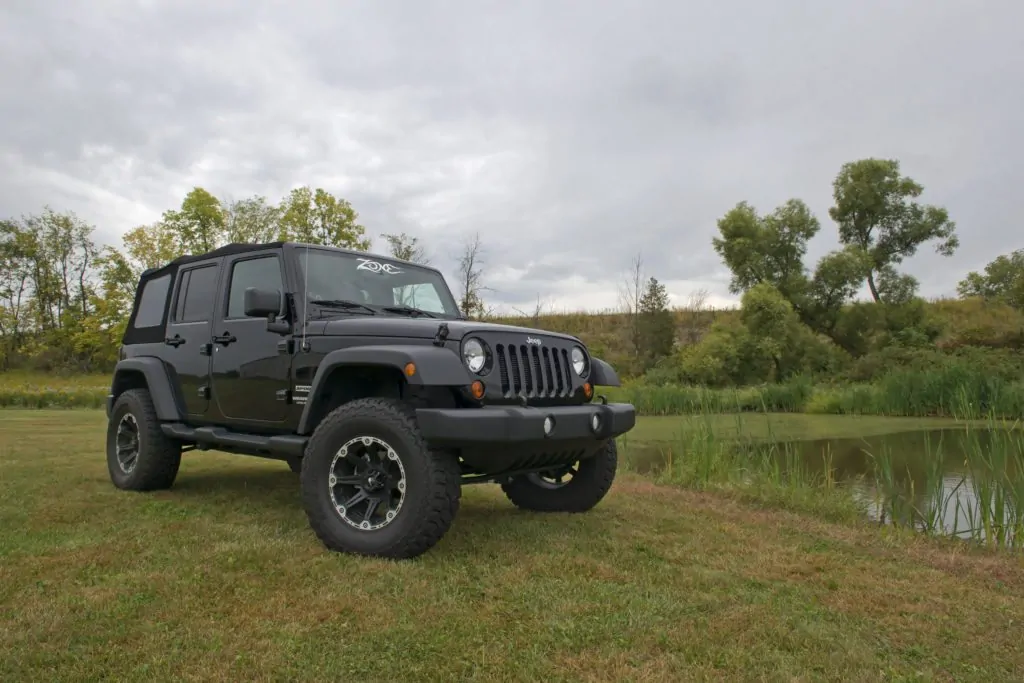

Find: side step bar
160;423;307;460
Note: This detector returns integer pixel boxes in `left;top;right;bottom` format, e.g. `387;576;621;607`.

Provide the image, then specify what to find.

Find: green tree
121;222;182;274
162;186;226;254
278;186;370;249
738;283;840;383
223;195;281;244
829;158;958;303
957;249;1024;309
0;220;33;367
805;245;872;334
712;198;820;307
636;277;675;369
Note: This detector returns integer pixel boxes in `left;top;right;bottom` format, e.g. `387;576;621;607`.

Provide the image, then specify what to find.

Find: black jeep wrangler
105;241;635;559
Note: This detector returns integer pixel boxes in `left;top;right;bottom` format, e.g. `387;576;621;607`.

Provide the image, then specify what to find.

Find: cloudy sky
2;0;1022;313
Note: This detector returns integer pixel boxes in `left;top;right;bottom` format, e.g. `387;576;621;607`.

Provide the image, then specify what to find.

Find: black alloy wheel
328;435;407;531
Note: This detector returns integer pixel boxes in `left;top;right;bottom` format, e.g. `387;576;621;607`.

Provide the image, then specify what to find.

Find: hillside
486;296;1024;380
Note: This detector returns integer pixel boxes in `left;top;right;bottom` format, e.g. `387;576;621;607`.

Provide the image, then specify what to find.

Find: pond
624;426;1024;547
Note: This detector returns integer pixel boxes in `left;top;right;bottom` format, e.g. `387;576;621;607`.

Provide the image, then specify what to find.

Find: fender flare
297;345;473;435
588;357;621;387
110;357;184;421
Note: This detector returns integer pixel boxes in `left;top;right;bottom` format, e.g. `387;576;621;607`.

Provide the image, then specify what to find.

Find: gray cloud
2;0;1022;312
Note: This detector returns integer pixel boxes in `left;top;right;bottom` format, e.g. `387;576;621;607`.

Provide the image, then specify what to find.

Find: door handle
164;335;186;347
212;332;237;346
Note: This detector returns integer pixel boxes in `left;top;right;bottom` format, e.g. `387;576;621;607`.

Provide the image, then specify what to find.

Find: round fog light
590;414;602;432
543;416;554;435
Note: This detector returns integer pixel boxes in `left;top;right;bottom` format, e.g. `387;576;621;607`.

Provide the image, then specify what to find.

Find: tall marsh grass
620;409;1024;552
608;368;1024;419
619;413;862;523
0;372;107;409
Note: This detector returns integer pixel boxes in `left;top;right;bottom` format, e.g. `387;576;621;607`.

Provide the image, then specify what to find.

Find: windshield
295;248;461;317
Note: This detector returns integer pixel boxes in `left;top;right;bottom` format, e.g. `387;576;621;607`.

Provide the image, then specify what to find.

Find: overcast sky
2;0;1022;313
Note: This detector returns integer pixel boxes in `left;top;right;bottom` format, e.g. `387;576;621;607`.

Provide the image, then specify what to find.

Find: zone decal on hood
356;258;402;275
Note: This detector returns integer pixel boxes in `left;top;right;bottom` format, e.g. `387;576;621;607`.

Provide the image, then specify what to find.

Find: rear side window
176;265;219;323
133;274;171;328
227;256;283;318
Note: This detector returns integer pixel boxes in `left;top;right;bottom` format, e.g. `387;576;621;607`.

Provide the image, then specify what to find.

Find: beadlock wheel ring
328;435;407;531
115;413;140;474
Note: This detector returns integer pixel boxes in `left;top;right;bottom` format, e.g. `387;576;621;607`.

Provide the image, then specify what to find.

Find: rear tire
501;439;617;513
106;388;182;491
301;398;461;559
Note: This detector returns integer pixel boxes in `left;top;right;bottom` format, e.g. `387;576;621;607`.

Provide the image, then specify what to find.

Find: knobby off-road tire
301;398;461;560
106;388;182;491
501;439;618;513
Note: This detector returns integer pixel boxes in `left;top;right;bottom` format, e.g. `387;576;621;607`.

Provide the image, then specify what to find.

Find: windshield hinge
433;322;449;347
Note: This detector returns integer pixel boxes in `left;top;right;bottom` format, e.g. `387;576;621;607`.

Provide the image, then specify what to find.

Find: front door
209;250;291;427
163;260;221;417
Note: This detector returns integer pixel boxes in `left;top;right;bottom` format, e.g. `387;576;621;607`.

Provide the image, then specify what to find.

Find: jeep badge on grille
526;336;542;346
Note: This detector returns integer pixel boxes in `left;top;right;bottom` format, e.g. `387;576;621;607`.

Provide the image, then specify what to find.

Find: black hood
306;316;581;344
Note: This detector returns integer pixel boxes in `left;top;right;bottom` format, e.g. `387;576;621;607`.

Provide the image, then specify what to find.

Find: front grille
494;343;574;398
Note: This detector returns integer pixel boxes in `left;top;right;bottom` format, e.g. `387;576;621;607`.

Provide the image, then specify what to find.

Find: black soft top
140;241;288;279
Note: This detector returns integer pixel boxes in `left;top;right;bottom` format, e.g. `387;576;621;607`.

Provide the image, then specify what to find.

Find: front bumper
415;402;635;446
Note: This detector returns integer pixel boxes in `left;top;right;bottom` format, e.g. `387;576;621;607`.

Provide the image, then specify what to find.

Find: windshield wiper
382;304;438;319
309;299;378;315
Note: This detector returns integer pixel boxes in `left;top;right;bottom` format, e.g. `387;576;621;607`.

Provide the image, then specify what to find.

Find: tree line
1;156;1020;376
0;185;488;371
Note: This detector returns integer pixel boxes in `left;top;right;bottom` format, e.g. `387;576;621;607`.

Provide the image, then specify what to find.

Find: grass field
3;410;1023;681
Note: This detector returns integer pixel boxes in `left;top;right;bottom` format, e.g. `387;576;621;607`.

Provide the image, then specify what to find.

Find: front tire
301;398;461;559
106;388;182;491
501;439;618;513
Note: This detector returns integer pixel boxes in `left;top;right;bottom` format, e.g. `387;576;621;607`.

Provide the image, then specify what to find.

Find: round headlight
463;338;486;373
571;346;588;376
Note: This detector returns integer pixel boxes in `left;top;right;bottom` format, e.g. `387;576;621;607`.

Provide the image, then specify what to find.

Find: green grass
3;410;1024;680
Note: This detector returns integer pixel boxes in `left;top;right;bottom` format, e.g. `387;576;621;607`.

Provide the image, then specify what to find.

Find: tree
636;277;675;369
957;249;1024;309
381;232;429;264
616;252;646;365
121;222;181;274
278;186;370;250
223;195;281;244
455;232;488;318
829;158;958;303
162;186;226;254
712;198;820;307
738;283;831;382
0;220;33;367
805;245;872;334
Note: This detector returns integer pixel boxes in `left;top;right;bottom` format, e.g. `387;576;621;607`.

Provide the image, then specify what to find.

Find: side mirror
244;287;284;318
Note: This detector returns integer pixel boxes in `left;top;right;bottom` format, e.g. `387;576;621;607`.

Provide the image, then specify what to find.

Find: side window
177;265;219;323
227;256;283;318
133;274;171;328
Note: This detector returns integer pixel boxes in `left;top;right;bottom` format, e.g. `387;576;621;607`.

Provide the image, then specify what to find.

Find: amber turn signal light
470;381;485;399
404;362;416;377
583;382;593;399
